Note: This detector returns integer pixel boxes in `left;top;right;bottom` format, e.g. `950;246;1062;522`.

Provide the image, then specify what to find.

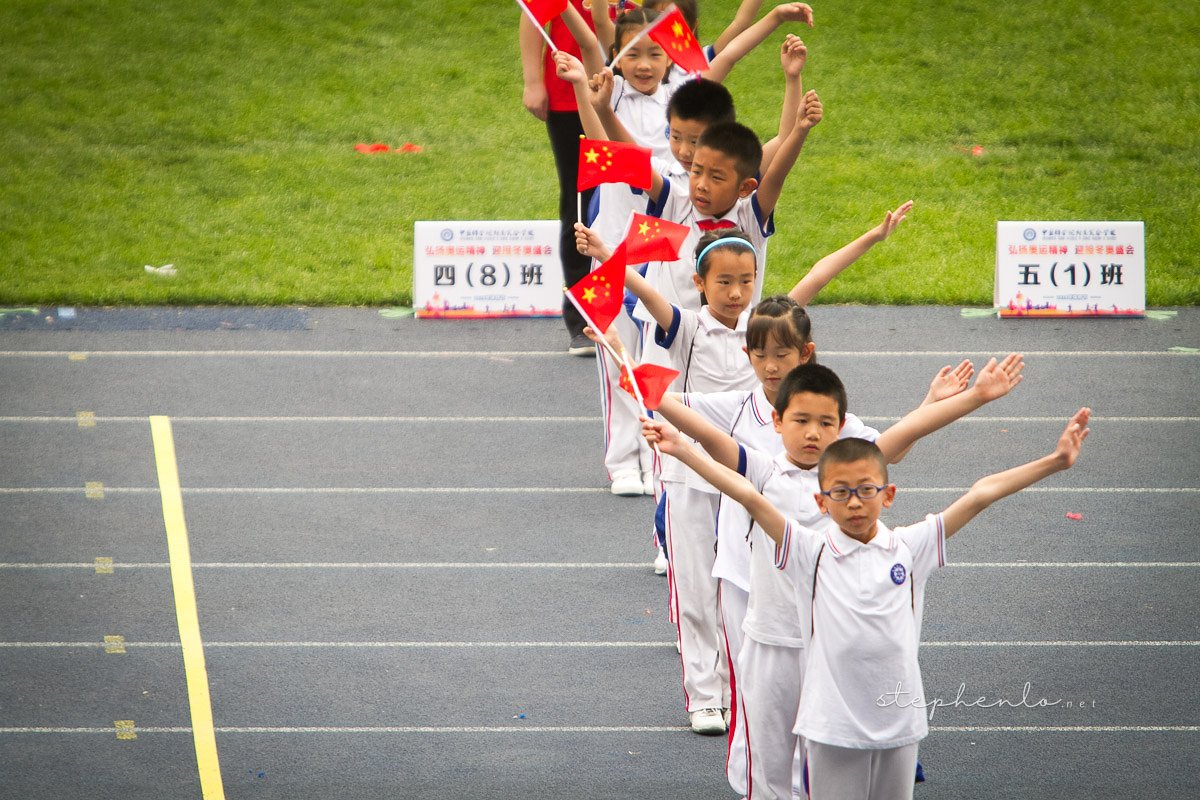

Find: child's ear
815;492;829;516
881;484;897;508
738;176;759;199
772;408;783;434
801;342;816;363
692;272;706;294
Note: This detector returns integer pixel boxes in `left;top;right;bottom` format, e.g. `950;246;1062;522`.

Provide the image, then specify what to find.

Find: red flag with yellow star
566;241;627;333
516;0;568;28
646;4;709;74
618;362;680;410
622;213;690;263
577;138;653;191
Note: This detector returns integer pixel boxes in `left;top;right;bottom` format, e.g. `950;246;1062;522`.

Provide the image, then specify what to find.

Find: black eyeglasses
820;484;887;502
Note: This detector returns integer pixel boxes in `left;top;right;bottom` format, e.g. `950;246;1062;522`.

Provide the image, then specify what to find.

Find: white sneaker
723;708;732;728
653;547;668;575
642;470;656;495
690;708;727;735
610;469;644;497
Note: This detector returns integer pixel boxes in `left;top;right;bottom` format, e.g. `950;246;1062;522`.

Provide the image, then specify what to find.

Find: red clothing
544;0;596;112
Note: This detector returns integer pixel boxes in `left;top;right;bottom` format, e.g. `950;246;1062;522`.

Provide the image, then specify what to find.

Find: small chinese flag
618;362;680;410
577;138;653;191
566;241;627;333
623;213;690;262
646;5;709;74
516;0;568;28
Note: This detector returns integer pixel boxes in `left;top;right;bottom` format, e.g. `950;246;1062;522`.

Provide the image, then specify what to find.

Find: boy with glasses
644;404;1091;800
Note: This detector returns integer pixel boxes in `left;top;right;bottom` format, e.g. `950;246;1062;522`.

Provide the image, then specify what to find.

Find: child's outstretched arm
554;52;609;140
572;220;675;330
589;0;616;55
761;34;806;177
788;201;913;307
703;3;814;83
754;88;821;219
644;416;789;545
562;2;607;77
654;396;742;470
710;0;766;54
875;353;1025;463
940;408;1091;538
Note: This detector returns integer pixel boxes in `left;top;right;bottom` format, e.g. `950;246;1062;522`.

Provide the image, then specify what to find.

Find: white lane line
1;725;1194;735
1;415;1197;424
0;350;1195;358
0;563;1195;568
1;640;1196;649
1;486;1196;495
2;561;1197;570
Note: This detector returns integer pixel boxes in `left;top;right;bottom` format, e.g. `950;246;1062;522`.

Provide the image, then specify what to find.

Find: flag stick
577;191;583;229
516;0;559;53
561;289;657;448
611;2;673;63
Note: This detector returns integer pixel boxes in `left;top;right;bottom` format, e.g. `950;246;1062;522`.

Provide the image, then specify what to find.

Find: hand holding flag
565;241;627;334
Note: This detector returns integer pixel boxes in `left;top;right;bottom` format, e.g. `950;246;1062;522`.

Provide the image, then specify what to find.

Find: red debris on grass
399;142;423;153
1066;512;1084;521
354;143;391;154
971;145;985;156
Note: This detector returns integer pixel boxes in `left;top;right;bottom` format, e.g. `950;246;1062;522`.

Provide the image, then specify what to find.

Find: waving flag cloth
647;4;709;73
623;213;690;262
515;0;567;50
619;363;680;411
577;138;653;192
565;241;627;334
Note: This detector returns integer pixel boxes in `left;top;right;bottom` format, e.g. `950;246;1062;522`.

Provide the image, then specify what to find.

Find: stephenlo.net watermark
876;682;1099;721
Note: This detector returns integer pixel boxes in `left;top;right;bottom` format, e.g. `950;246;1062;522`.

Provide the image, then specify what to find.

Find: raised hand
927;359;974;403
797;89;822;130
780;34;807;78
1054;407;1091;468
971;353;1025;402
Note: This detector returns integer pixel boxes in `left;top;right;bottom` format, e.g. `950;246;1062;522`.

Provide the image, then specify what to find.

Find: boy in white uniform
645;406;1092;800
656;355;1026;799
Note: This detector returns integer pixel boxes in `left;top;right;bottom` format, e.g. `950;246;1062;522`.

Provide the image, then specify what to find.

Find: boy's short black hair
819;438;890;487
667;78;735;126
746;295;812;354
774;363;847;421
696;121;762;182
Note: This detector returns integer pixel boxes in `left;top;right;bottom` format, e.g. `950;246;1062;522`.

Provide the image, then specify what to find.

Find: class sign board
413;221;564;319
995;221;1145;318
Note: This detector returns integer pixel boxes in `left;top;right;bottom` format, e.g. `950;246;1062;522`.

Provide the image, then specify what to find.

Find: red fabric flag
566;241;626;333
622;213;690;262
516;0;568;28
577;138;653;191
647;5;709;74
618;362;680;410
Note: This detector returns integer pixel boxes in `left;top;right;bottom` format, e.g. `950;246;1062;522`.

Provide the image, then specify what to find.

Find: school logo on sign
890;563;907;585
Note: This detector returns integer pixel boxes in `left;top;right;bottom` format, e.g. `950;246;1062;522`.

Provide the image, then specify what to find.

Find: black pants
546;110;596;337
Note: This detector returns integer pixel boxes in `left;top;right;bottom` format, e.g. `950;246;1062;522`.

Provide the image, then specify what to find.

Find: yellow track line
150;416;225;799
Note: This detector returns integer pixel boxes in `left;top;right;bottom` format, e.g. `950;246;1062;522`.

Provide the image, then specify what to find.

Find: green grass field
1;0;1197;306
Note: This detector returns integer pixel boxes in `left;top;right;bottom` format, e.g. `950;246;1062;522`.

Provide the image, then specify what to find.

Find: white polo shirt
775;513;947;749
652;306;756;487
640;176;774;314
681;384;880;590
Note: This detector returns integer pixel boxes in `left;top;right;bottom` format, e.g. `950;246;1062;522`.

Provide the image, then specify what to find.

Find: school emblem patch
890;563;907;585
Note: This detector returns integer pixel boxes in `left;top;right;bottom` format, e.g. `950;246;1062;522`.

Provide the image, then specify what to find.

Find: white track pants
664;483;727;712
806;741;918;800
721;581;749;795
738;638;806;799
595;310;653;479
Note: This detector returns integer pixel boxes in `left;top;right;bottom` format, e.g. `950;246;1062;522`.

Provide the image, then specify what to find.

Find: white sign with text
413;221;564;319
995;221;1145;318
